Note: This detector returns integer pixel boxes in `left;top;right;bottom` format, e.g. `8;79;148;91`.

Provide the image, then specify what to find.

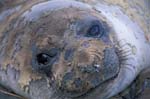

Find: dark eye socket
85;22;104;38
36;48;59;66
36;53;51;65
86;25;100;37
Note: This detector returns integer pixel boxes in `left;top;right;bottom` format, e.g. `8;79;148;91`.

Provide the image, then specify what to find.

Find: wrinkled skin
0;0;150;99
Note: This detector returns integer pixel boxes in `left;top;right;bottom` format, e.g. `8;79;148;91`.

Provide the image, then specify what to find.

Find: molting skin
0;0;150;99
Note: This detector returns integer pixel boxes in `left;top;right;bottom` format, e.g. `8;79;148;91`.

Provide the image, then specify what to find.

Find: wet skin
0;1;126;99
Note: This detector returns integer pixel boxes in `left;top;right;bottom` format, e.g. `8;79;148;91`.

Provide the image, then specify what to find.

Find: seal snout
55;45;120;97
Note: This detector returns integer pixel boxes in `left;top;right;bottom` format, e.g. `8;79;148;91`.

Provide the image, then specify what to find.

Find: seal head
2;0;149;99
25;0;120;97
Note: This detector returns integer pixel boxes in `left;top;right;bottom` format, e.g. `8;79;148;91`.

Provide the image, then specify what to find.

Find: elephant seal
0;0;150;99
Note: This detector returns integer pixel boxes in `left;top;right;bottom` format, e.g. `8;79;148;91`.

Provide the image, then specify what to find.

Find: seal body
0;0;150;99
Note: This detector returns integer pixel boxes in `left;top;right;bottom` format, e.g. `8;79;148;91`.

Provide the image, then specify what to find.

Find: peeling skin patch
18;71;42;93
0;6;21;22
131;46;137;55
0;0;48;39
145;34;150;43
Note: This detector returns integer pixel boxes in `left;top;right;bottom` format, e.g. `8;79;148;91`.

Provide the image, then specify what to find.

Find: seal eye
87;25;99;37
86;25;100;37
36;53;51;65
36;48;58;66
32;48;59;75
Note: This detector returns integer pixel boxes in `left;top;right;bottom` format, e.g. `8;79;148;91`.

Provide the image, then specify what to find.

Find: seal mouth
59;65;102;97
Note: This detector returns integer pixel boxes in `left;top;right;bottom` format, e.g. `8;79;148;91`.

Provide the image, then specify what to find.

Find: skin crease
0;0;150;99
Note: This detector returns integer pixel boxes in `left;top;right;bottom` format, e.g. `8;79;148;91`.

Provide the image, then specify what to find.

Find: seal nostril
36;53;50;65
74;78;82;88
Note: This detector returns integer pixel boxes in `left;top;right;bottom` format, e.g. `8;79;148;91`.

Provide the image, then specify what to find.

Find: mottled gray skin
0;0;150;99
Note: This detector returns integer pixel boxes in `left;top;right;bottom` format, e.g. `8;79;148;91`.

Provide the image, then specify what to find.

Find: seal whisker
91;53;102;62
114;39;126;47
115;40;133;68
116;52;131;59
90;51;103;56
119;53;132;58
120;63;133;66
116;49;131;54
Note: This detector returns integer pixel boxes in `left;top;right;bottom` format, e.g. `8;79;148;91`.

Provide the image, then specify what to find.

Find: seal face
20;0;120;97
